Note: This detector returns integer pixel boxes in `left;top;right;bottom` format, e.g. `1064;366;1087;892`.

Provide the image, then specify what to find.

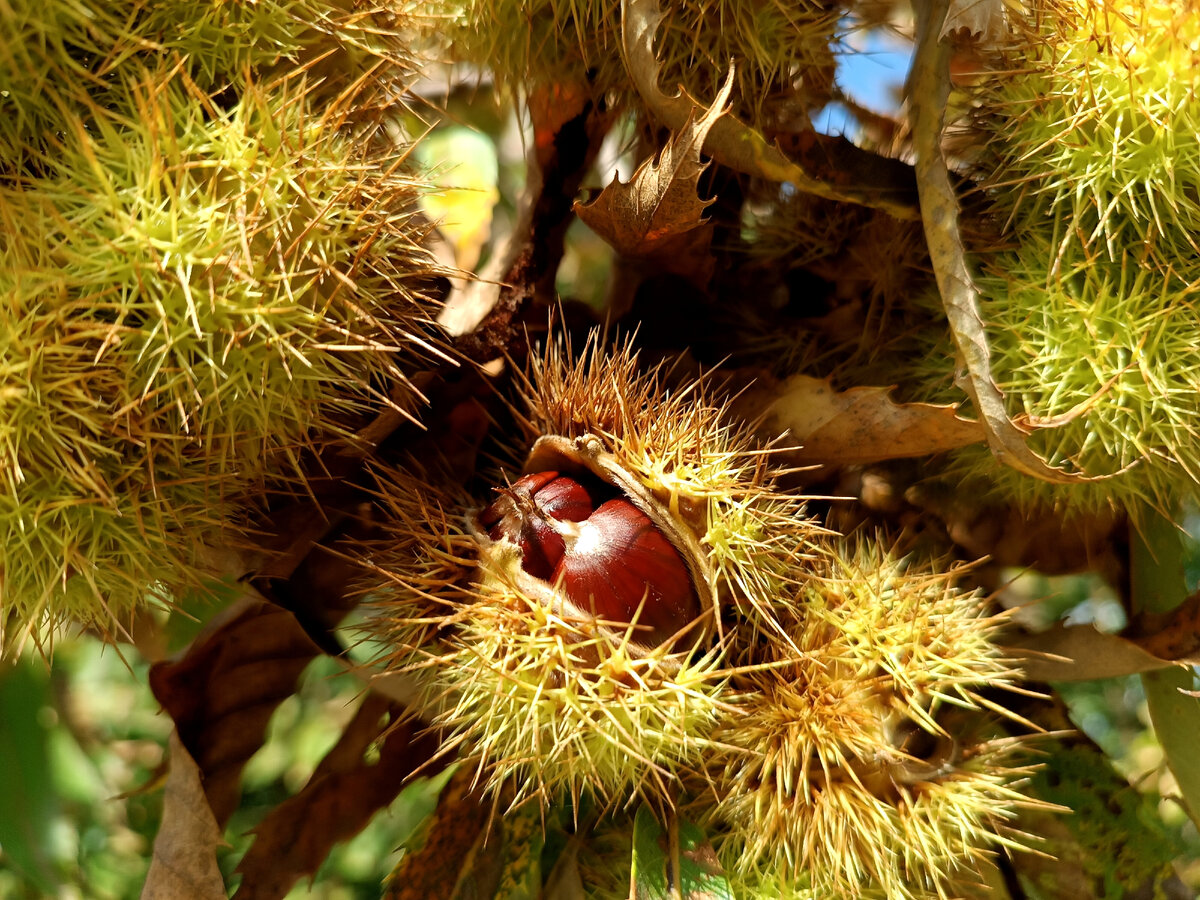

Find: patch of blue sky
812;26;913;138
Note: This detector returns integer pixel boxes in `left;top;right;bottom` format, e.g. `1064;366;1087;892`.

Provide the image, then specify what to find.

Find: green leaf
1132;508;1200;827
1143;668;1200;826
631;805;732;900
495;801;545;900
0;658;63;894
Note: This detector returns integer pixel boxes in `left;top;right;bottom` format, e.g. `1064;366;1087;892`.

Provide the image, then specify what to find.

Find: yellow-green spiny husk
367;334;822;812
424;0;837;126
0;66;444;649
700;540;1028;899
974;0;1200;270
923;0;1200;510
0;0;412;169
367;338;1036;897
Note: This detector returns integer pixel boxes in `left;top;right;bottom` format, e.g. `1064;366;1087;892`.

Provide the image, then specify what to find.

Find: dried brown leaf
149;594;322;827
140;732;226;900
574;70;732;286
234;695;441;900
909;0;1095;485
1128;590;1200;664
1009;624;1175;682
755;373;985;464
942;0;1007;41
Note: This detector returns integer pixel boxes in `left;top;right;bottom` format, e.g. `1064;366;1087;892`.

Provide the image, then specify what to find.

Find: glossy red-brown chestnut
552;498;699;647
478;471;595;580
479;471;699;647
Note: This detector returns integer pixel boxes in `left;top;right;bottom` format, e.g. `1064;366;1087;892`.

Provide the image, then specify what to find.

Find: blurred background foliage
0;637;451;899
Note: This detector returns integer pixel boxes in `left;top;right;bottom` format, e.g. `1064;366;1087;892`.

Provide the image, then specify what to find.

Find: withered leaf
573;69;733;285
384;767;497;900
140;732;226;900
942;0;1007;40
1009;624;1175;682
755;373;985;464
149;593;322;827
233;695;441;900
620;0;919;219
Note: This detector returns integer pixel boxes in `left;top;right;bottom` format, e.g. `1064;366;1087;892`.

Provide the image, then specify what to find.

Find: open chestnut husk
366;334;1034;890
366;335;815;810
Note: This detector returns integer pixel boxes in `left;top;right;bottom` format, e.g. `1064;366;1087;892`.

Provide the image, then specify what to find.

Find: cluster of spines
367;336;1031;897
0;3;442;647
370;337;795;809
702;542;1025;899
948;0;1200;509
1;0;412;168
973;0;1200;271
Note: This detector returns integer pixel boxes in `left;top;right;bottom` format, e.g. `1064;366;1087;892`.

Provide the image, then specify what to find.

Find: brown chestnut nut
479;470;700;647
478;472;595;580
553;498;699;647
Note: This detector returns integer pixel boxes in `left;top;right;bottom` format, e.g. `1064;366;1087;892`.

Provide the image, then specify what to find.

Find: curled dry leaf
233;694;442;900
149;593;323;827
749;373;985;464
909;0;1096;485
1128;590;1200;664
942;0;1008;42
140;731;226;900
574;69;732;287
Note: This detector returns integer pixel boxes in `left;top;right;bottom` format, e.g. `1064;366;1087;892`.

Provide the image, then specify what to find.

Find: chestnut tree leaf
1017;740;1192;897
140;731;226;900
1008;624;1176;682
1132;512;1200;826
148;592;323;827
632;805;732;900
752;373;985;464
384;767;497;900
0;658;62;894
494;802;545;900
573;68;732;285
910;0;1096;484
233;694;441;900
